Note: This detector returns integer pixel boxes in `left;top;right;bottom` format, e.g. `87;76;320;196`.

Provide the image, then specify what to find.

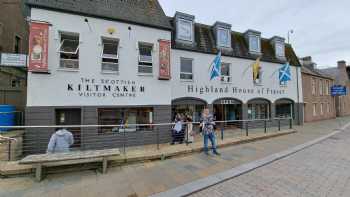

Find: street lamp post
287;30;294;44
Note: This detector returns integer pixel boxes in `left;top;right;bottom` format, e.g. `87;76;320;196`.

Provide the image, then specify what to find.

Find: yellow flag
253;57;261;81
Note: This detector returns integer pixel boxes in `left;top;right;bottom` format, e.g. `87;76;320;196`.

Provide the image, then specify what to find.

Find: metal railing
0;118;293;161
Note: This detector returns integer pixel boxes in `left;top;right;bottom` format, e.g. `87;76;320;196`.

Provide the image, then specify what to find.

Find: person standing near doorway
186;115;194;144
200;108;220;156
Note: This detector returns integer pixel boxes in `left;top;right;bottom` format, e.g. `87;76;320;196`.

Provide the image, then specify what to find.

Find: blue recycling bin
0;105;15;132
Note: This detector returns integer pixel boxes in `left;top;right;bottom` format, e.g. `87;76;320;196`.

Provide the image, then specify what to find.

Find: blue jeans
203;132;217;153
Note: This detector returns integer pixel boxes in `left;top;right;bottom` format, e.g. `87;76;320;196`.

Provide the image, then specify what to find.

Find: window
101;38;119;73
313;103;317;116
0;23;3;36
320;103;323;115
178;19;193;41
221;63;231;83
59;32;80;69
11;79;20;88
138;43;153;74
319;79;323;95
311;78;316;95
327;103;330;113
325;80;329;95
249;35;260;52
98;108;153;134
275;42;285;57
218;28;230;47
180;58;193;80
14;36;21;54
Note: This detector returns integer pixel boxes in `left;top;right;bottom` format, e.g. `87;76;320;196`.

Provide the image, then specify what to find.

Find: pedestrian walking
200;108;220;155
47;128;74;153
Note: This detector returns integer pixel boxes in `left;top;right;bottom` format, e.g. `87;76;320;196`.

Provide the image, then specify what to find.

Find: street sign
331;85;347;96
0;53;27;67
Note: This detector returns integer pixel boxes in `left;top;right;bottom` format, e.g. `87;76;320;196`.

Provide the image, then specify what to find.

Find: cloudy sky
158;0;350;68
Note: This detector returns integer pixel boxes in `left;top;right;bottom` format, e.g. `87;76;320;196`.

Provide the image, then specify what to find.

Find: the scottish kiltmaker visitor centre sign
24;0;303;153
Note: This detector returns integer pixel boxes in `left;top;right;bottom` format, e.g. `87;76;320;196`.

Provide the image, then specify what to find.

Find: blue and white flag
209;51;222;80
279;62;292;84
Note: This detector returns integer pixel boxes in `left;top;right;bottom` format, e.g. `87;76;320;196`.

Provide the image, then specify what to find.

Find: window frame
217;28;230;48
97;107;154;134
275;42;285;57
101;37;119;74
311;78;316;95
313;103;317;116
177;18;193;42
14;34;22;54
58;32;80;70
319;79;323;96
180;57;194;81
249;35;260;53
220;62;232;83
137;42;154;75
320;103;323;115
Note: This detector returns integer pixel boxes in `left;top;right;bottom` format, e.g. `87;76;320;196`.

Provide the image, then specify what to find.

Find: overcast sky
159;0;350;68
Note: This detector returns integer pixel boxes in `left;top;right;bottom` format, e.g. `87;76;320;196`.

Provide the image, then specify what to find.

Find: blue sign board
331;85;347;96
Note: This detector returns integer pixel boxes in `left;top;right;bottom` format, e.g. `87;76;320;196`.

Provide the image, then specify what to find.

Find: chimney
338;60;346;70
301;56;315;70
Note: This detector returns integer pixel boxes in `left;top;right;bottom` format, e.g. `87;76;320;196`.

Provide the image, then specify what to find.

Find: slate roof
169;21;301;67
301;66;334;81
26;0;172;30
318;67;342;84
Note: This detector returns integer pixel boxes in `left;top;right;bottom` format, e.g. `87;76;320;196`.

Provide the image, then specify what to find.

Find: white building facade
25;0;303;153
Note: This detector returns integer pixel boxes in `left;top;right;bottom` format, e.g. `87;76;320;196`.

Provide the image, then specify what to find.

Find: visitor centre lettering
67;78;145;98
187;85;286;95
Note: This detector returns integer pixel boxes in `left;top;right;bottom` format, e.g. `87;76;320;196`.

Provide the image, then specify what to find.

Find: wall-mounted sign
0;53;27;67
28;22;49;72
331;85;347;96
158;39;171;80
67;77;146;98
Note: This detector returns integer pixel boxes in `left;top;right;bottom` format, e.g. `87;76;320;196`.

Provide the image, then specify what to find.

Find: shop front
171;97;207;122
247;98;271;120
275;98;294;119
213;98;242;126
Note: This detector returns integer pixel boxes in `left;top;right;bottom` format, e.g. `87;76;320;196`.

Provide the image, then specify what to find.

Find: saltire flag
209;51;222;80
279;62;292;84
253;57;261;82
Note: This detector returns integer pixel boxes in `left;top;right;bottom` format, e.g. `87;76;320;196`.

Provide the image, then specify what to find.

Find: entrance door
55;109;81;148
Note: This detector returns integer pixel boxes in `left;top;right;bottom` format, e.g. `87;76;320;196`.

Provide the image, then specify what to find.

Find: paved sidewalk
190;123;350;197
0;117;349;197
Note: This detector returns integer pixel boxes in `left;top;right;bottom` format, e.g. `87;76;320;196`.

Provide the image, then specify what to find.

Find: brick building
320;61;350;117
0;0;28;111
300;57;336;122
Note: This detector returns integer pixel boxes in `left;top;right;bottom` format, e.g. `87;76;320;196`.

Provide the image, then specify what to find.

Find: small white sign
0;53;27;67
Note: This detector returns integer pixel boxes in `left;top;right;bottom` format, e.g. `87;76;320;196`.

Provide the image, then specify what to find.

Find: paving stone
190;126;350;197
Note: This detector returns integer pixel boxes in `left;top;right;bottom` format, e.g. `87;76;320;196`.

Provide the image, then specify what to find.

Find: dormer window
249;35;260;52
175;12;195;45
218;28;230;47
275;42;285;57
271;36;286;60
214;21;232;50
245;30;261;54
178;19;193;42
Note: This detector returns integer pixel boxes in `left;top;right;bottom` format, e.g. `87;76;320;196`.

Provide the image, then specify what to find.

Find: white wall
27;9;303;107
171;50;304;104
27;9;172;107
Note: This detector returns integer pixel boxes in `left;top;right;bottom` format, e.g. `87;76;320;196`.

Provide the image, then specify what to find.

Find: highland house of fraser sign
67;78;145;98
187;85;286;95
